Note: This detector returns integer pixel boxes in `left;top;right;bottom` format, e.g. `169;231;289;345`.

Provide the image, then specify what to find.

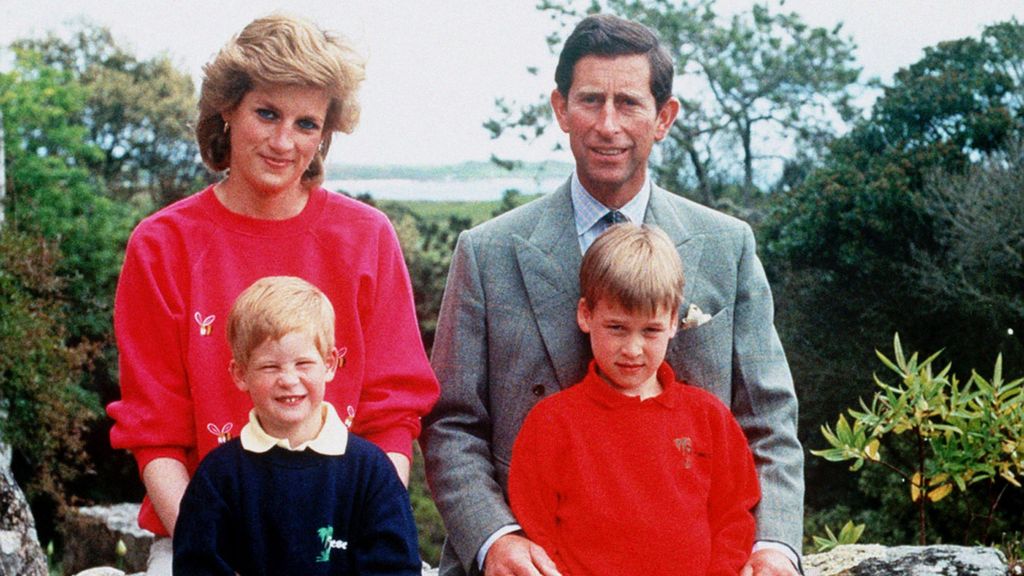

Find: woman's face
222;84;330;198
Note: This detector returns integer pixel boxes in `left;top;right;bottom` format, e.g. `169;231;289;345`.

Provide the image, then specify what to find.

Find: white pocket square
681;303;712;330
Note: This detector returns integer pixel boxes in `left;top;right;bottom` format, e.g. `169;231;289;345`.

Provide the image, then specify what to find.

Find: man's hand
484;532;562;576
739;548;800;576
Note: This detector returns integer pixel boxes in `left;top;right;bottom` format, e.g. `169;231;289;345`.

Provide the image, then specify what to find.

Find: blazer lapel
513;184;589;389
645;185;706;307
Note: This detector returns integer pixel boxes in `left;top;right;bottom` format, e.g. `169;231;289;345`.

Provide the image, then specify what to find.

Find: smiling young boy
508;224;761;576
173;276;420;575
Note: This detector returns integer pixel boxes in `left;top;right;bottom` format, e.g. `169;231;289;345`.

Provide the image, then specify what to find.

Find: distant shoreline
325;176;565;203
325;159;573;182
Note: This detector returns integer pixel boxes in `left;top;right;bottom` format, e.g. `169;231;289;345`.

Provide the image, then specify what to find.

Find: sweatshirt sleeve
707;402;761;576
348;219;439;458
107;225;194;473
508;403;564;568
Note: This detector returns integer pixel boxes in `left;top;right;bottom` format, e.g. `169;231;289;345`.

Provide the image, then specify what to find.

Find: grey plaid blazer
421;180;803;576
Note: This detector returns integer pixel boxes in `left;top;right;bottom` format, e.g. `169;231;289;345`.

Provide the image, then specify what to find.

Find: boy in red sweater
508;224;761;576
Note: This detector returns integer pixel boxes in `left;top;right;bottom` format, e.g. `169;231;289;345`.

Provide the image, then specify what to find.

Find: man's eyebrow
573;86;648;99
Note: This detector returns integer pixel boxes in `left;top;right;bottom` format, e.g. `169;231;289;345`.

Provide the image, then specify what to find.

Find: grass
378;196;541;226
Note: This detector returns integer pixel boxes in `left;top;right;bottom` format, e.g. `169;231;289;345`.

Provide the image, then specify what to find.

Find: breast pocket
677;440;713;502
667;305;733;402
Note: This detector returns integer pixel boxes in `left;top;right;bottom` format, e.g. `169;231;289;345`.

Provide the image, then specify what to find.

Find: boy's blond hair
227;276;335;367
579;224;684;316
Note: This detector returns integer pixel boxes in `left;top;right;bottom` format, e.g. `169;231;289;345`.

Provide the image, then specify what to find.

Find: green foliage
366;196;527;353
910;142;1024;335
367;198;470;352
11;22;205;206
873;25;1021;154
998;532;1024;575
813;334;1024;545
492;189;534;217
0;230;100;511
2;25;172;542
812;520;865;553
765;19;1024;312
1;45;144;343
380;199;509;224
409;444;445;566
764;20;1024;540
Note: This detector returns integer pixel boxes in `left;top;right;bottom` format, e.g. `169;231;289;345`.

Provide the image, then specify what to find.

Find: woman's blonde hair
227;276;336;367
579;224;684;317
196;13;366;186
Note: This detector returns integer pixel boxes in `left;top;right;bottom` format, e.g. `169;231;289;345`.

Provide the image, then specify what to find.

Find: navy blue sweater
173;436;420;575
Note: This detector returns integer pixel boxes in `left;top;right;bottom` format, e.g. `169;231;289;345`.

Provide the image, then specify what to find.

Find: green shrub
813;334;1024;544
0;230;100;511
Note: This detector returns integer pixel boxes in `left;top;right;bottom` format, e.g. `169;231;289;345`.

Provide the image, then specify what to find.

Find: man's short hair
555;13;675;109
580;224;684;316
227;276;335;367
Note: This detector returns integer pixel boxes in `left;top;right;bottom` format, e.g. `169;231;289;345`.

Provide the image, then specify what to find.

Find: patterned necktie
602;210;628;225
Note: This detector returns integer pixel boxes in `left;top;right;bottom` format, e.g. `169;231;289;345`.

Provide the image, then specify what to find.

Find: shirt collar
580;359;679;409
571;171;651;252
240;402;349;455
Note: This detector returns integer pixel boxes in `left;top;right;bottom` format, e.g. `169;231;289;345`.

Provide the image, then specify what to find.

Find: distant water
323;177;566;202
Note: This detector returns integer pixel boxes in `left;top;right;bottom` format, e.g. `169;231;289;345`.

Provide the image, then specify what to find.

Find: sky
2;0;1023;167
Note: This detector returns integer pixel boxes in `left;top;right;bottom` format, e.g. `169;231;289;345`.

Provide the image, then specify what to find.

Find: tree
1;47;141;343
488;0;861;207
11;22;205;206
2;38;149;542
814;336;1024;545
0;229;98;526
911;142;1024;337
764;18;1024;363
762;19;1024;542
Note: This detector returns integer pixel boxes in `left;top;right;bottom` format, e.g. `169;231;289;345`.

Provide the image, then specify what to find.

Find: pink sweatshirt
108;185;438;535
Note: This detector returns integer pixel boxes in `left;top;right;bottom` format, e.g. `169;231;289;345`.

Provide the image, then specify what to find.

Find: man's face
551;54;679;208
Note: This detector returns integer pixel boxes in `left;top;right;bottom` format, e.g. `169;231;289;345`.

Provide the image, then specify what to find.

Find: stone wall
63;504;154;575
0;444;48;576
0;499;997;575
59;507;1009;576
804;544;1007;576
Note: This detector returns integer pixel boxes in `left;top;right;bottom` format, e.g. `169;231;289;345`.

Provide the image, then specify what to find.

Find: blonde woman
107;15;438;574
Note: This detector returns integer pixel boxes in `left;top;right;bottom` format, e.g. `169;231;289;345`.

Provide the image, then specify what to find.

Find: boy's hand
485;532;561;576
740;548;799;576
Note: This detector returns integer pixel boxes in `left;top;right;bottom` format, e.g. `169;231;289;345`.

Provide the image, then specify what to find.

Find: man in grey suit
422;13;803;576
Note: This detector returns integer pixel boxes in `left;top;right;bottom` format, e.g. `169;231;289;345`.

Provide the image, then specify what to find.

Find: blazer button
531;385;546;397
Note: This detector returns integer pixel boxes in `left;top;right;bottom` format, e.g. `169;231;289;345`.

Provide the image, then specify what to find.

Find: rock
62;503;153;575
804;544;1007;576
0;453;48;576
72;568;127;576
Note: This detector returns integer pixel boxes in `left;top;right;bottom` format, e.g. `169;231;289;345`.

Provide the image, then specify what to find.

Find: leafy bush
0;230;100;512
813;334;1024;545
813;520;865;552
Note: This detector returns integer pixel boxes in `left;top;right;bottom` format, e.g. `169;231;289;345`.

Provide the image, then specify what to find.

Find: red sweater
107;186;438;535
509;362;759;576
